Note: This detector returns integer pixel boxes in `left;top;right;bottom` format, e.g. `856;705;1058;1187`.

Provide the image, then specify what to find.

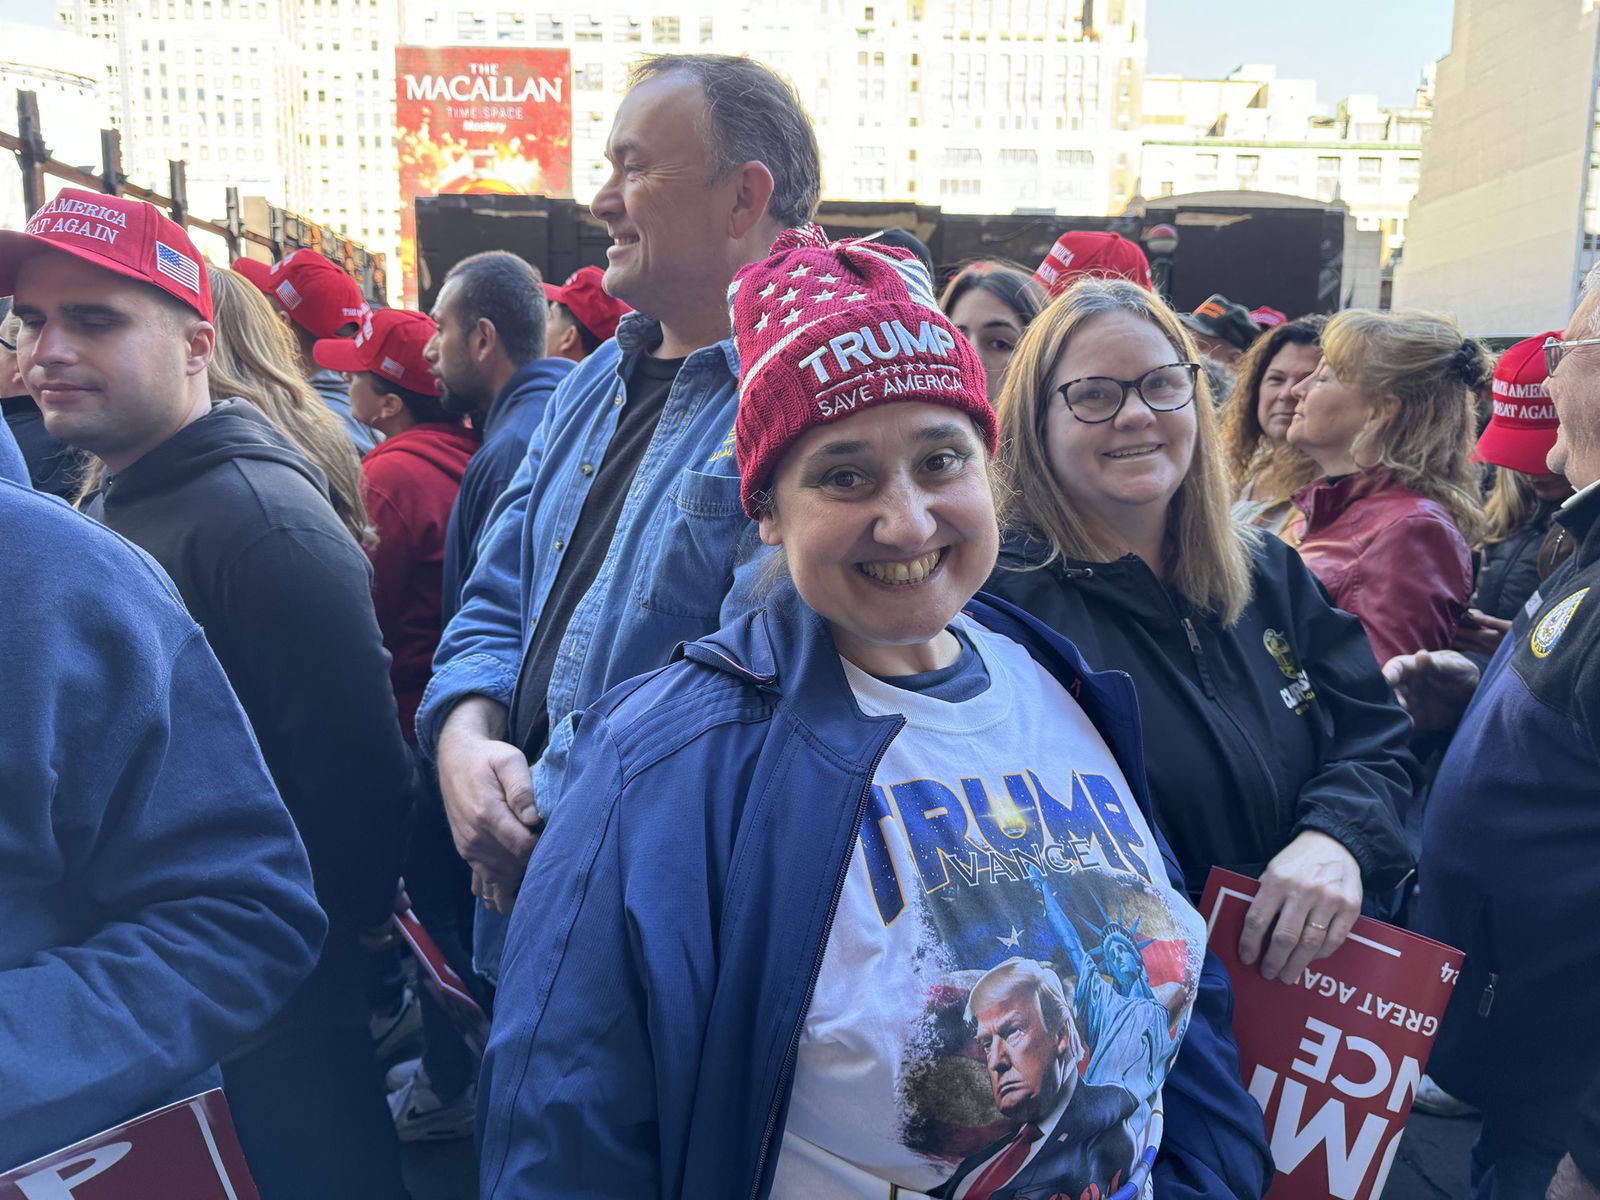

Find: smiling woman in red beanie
473;229;1270;1200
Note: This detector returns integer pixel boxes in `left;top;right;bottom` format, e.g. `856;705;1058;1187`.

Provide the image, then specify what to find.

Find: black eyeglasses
1051;361;1200;424
0;333;13;352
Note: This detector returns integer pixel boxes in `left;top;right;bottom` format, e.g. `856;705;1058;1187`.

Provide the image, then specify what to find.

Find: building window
1399;156;1420;185
535;12;563;39
615;14;642;41
999;148;1037;167
1358;156;1382;186
496;11;524;39
575;14;603;40
576;63;604;91
699;16;713;42
652;15;680;42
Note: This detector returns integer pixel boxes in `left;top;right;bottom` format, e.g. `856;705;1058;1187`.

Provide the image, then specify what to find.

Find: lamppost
1143;222;1179;303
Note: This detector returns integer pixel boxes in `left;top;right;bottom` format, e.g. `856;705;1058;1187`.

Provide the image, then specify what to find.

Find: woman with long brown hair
985;278;1414;982
1285;309;1487;665
1222;314;1326;537
207;265;371;545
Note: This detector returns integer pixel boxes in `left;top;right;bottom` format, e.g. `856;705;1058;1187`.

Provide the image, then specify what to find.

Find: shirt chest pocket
634;467;753;620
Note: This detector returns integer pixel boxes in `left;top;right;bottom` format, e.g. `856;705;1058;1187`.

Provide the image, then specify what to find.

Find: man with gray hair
1386;270;1600;1200
417;53;823;978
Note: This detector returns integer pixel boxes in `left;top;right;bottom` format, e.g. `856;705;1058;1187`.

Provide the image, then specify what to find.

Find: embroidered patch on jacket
1264;627;1316;713
1531;587;1588;658
706;423;737;465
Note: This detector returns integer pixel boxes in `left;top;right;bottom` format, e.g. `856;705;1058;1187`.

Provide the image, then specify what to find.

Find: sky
1144;0;1457;106
0;0;1459;107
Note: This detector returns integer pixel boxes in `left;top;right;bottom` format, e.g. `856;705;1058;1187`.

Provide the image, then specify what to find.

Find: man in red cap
4;188;414;1199
1388;285;1600;1200
1464;330;1575;632
234;247;377;452
544;264;631;361
316;308;477;744
1033;230;1152;298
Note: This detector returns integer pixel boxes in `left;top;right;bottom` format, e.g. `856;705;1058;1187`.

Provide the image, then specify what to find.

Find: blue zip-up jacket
1;477;325;1169
478;584;1273;1199
418;314;765;979
441;356;575;621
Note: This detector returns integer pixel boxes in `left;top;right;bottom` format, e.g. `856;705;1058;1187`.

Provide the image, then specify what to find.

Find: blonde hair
1319;309;1487;545
995;277;1257;625
206;267;372;546
1481;465;1539;547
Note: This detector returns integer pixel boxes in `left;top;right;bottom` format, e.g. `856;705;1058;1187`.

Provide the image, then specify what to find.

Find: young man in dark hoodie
1;187;415;1200
424;249;575;619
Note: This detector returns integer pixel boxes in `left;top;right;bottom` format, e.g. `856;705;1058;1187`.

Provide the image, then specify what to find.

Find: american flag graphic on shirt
155;241;201;294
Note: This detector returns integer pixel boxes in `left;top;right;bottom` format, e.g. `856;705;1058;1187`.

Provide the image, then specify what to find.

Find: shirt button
613;394;625;407
554;539;564;551
580;463;594;476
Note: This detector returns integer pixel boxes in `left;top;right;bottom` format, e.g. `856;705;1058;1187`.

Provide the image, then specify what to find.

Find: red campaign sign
0;1089;258;1199
394;45;573;303
1199;868;1463;1200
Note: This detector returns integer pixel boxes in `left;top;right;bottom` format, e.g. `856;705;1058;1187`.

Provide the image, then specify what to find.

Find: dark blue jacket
1;477;325;1169
478;584;1272;1199
1421;482;1600;1158
441;357;576;620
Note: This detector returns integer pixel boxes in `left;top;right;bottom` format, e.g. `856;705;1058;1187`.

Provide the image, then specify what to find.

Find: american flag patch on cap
155;241;201;294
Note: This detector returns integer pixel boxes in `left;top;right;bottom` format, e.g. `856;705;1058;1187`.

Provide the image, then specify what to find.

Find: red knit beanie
732;227;994;517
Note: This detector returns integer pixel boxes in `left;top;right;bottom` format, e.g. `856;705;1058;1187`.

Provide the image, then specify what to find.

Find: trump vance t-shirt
770;618;1206;1200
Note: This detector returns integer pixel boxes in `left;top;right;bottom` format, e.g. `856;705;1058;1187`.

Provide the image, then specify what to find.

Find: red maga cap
1475;331;1562;475
247;247;368;339
231;254;274;292
313;308;441;396
544;265;631;344
0;187;212;320
1032;230;1152;297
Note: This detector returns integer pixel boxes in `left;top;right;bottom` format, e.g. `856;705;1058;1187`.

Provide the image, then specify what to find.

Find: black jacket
1474;498;1563;620
3;393;83;499
986;534;1415;896
85;400;414;949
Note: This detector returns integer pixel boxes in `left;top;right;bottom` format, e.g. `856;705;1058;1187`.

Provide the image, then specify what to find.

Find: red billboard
394;46;572;303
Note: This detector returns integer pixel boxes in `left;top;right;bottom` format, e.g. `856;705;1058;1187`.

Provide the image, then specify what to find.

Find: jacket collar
674;581;1161;844
1293;466;1402;528
485;358;576;437
616;310;741;377
1557;478;1600;567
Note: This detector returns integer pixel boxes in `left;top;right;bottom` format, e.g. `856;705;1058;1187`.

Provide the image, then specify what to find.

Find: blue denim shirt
417;313;764;976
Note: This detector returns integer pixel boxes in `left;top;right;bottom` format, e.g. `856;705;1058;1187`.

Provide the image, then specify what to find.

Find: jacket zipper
1477;973;1498;1018
746;716;905;1200
1178;617;1214;698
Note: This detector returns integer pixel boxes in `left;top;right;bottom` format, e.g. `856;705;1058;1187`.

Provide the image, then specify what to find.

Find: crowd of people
2;49;1597;1200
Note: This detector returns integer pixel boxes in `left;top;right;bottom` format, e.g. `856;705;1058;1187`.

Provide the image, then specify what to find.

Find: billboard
394;46;572;303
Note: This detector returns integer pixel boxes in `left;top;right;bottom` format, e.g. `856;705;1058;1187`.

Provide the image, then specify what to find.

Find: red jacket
361;422;478;739
1292;467;1472;666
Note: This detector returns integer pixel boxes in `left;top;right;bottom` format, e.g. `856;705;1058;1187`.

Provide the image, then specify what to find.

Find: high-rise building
1393;0;1600;334
1139;65;1431;270
0;22;109;237
399;0;1147;218
44;0;1146;293
56;0;402;282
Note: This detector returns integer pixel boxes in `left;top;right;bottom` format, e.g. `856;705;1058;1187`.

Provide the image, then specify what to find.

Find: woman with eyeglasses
1284;310;1487;667
984;279;1415;983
